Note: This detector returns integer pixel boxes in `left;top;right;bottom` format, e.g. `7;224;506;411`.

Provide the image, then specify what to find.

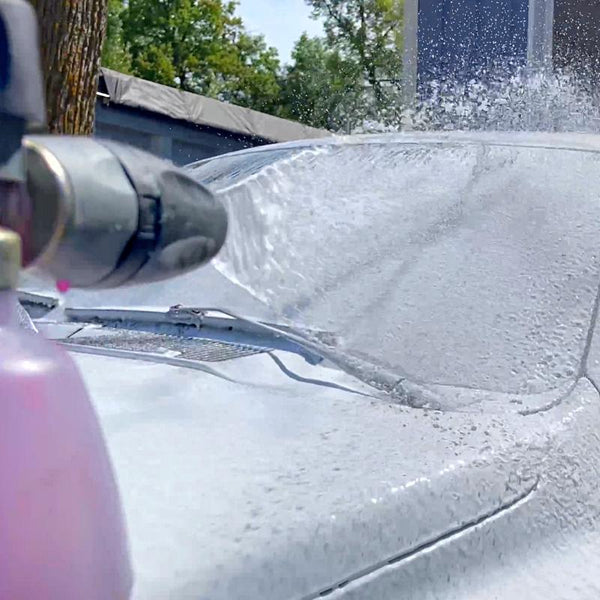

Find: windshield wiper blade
64;304;403;395
64;305;323;364
62;304;383;397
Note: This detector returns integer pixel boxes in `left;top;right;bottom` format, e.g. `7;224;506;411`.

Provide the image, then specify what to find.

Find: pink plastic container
0;291;132;600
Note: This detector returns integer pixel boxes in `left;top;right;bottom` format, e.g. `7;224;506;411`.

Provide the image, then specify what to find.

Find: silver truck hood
70;347;600;600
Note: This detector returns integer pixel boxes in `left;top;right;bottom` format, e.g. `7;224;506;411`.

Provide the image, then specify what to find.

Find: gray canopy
99;68;330;143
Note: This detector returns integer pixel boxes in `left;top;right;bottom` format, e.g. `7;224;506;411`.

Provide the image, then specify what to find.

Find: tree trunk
29;0;109;134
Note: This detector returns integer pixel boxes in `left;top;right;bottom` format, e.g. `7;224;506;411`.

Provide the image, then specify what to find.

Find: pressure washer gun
0;2;227;598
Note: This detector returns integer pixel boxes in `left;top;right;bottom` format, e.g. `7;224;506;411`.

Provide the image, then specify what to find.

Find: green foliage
207;28;282;114
304;0;404;127
118;0;282;113
102;0;132;73
282;34;363;130
99;0;405;131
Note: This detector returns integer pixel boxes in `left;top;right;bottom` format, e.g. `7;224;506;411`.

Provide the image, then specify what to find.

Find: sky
236;0;324;64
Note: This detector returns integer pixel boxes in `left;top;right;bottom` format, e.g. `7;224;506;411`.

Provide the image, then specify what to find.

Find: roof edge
99;68;331;143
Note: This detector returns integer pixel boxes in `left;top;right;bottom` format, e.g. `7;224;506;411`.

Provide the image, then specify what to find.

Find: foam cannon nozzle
18;136;228;288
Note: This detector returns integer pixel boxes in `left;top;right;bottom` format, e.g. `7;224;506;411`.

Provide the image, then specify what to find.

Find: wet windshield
13;0;600;403
188;136;600;395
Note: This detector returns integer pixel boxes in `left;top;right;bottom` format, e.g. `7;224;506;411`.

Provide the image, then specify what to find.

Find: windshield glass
188;137;600;395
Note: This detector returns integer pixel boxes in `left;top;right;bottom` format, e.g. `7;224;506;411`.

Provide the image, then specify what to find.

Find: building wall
405;0;599;101
415;0;529;90
94;101;269;166
554;0;600;77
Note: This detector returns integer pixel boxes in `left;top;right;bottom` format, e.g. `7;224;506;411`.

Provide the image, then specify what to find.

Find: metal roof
99;68;330;143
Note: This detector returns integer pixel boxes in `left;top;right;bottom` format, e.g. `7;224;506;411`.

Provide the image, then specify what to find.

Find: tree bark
29;0;109;134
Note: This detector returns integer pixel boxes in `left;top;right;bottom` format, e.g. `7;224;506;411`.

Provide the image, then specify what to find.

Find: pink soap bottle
0;227;132;599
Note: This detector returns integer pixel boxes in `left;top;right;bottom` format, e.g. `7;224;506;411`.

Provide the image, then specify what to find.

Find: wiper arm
173;306;405;396
205;309;449;408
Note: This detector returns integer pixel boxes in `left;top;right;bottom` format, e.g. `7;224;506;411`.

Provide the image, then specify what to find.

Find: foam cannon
21;136;228;288
0;2;227;290
0;3;226;600
1;132;228;288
